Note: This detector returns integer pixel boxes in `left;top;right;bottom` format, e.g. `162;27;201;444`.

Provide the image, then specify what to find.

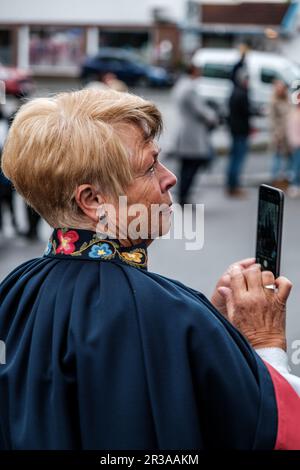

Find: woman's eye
148;163;156;174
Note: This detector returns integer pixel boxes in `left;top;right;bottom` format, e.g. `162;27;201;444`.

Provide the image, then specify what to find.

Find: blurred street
1;81;300;374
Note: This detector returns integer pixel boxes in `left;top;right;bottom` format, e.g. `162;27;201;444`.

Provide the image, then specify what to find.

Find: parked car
80;48;174;87
0;63;34;98
192;48;300;115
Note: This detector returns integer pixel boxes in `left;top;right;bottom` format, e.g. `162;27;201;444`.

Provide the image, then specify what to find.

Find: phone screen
256;185;284;278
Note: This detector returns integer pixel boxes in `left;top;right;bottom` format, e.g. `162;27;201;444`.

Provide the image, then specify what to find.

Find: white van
192;48;300;115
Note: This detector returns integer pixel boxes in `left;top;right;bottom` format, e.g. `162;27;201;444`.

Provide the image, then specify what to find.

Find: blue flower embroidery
44;241;52;256
89;243;113;259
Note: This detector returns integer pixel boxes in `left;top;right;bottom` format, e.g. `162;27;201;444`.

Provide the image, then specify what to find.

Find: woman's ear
74;184;104;223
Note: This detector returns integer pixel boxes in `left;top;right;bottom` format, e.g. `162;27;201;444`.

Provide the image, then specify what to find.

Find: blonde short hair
1;88;162;227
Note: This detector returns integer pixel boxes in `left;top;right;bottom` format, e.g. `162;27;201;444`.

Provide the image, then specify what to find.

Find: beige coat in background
269;95;290;156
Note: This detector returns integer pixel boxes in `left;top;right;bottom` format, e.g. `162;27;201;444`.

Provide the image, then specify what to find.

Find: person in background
85;72;128;93
0;105;18;236
6;106;41;240
230;42;250;85
269;80;291;189
286;99;300;198
103;73;128;92
24;205;41;240
169;64;218;205
226;67;251;197
0;151;18;236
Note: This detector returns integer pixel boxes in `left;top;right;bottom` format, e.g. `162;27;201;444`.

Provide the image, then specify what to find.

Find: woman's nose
160;164;177;192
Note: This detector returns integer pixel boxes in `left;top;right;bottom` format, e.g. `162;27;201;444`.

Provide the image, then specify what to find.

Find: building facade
0;0;186;74
0;0;299;75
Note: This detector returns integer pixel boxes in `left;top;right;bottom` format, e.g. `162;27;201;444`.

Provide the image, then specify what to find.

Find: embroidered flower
120;252;144;264
56;229;79;255
44;241;52;256
88;243;113;259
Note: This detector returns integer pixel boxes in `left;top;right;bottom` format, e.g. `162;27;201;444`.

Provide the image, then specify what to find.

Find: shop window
29;27;85;67
202;63;233;80
0;29;13;65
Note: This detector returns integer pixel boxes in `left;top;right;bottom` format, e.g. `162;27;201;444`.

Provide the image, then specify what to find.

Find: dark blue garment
228;86;250;136
0;228;277;450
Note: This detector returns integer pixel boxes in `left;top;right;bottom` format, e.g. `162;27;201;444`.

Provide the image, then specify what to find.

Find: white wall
0;0;186;25
279;8;300;65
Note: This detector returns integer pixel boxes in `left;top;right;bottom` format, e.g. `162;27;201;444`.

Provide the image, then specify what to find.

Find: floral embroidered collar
43;228;148;270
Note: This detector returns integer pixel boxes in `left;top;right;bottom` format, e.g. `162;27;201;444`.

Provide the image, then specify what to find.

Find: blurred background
1;0;300;373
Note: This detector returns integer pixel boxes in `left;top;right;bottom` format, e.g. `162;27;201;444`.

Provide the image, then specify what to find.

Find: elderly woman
0;89;300;450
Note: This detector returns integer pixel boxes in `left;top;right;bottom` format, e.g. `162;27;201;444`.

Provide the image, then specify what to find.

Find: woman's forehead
118;124;155;148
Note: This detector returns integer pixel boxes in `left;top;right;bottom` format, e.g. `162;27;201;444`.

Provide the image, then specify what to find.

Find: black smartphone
255;184;284;278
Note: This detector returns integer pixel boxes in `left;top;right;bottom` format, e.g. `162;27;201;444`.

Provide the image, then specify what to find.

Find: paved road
1;81;300;375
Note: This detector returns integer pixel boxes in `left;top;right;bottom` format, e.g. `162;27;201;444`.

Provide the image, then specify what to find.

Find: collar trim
43;228;148;270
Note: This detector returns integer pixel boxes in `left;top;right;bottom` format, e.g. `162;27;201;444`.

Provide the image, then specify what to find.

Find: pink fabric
287;108;300;149
264;361;300;450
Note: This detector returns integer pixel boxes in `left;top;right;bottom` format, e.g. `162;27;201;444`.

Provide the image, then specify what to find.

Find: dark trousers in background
0;187;17;232
26;205;41;239
179;158;209;204
227;134;248;190
291;147;300;187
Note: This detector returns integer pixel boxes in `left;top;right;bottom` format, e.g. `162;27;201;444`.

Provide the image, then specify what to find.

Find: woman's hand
211;258;256;316
217;264;292;351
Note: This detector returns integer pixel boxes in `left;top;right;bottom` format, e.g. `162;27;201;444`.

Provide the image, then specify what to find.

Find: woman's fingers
275;276;293;304
243;264;262;292
238;258;256;269
227;258;256;274
262;270;275;288
217;286;234;321
229;265;247;297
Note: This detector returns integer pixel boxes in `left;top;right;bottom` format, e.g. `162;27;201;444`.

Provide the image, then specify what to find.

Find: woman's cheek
147;178;162;202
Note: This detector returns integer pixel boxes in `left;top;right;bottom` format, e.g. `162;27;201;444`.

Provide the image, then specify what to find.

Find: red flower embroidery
56;229;79;255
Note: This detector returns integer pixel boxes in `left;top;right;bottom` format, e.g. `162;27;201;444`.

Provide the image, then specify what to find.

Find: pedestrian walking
169;64;218;205
226;67;251;197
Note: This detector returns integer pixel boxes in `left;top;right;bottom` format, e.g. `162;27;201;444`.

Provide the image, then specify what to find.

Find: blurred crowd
1;44;300;241
168;45;300;203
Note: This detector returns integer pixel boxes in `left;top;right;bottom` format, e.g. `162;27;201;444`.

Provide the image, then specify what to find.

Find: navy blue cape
0;228;277;449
